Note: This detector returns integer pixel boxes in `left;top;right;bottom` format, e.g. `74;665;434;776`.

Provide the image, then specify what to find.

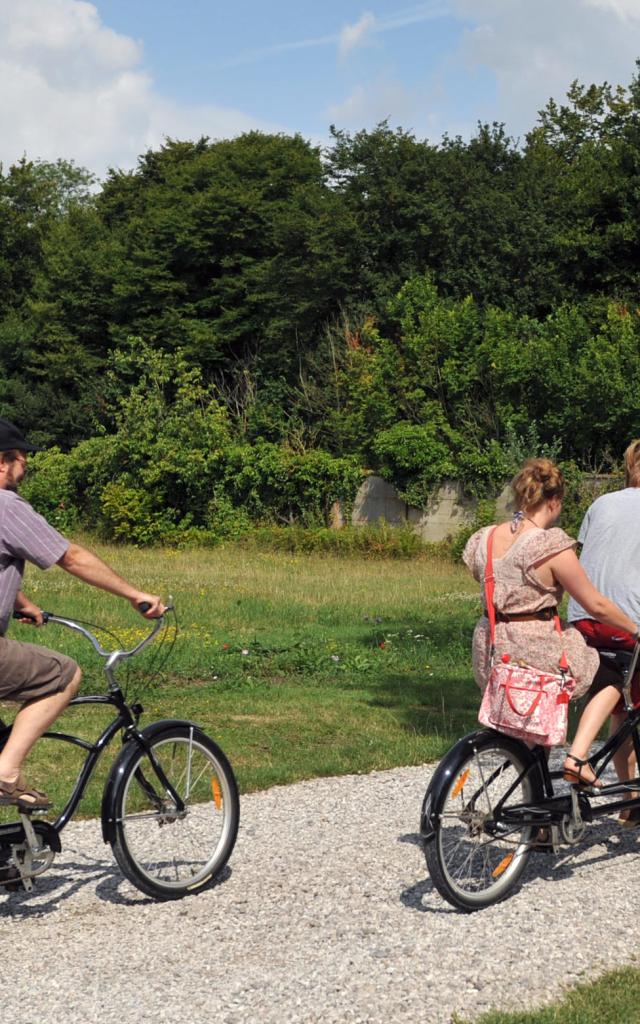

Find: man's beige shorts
0;636;78;702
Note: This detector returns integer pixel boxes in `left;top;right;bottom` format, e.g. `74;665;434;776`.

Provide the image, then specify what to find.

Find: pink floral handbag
477;527;576;746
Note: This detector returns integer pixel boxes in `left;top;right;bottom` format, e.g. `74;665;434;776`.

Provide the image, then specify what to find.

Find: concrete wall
351;476;513;542
350;473;618;542
406;481;476;542
351;475;407;527
350;475;479;541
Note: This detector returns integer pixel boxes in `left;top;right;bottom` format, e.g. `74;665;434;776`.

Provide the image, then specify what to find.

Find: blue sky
1;0;639;177
97;1;491;138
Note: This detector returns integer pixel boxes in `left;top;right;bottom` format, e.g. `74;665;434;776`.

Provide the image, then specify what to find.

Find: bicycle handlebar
12;606;172;662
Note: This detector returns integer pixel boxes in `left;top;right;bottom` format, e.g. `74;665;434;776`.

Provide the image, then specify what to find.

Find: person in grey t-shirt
568;439;640;818
0;417;166;812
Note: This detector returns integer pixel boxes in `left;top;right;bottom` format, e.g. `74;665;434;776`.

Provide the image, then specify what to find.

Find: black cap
0;417;41;452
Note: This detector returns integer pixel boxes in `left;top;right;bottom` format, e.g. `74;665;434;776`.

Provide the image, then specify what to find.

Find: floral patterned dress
462;525;599;699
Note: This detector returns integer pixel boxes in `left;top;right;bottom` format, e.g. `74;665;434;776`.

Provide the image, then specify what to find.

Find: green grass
455;966;640;1024
5;541;481;817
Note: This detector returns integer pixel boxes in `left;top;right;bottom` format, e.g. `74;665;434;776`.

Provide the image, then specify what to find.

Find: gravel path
2;758;640;1024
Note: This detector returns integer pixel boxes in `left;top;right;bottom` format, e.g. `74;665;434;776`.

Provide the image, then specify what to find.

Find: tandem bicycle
420;641;640;911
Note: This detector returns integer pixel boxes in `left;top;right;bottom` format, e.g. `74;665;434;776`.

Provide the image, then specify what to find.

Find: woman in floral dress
463;458;639;787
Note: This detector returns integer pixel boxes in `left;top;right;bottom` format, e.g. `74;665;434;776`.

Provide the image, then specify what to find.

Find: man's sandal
529;826;553;853
0;779;51;812
562;756;603;791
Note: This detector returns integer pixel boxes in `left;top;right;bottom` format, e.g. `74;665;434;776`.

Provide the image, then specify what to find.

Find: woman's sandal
562;755;603;791
0;779;51;812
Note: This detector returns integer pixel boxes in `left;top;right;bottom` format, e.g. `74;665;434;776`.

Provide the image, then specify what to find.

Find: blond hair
511;458;565;513
624;439;640;487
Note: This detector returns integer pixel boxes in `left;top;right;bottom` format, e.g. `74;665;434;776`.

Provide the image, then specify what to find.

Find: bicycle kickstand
560;787;587;845
11;814;50;892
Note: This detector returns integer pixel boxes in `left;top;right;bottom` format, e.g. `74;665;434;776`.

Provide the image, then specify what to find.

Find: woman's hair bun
511;457;564;512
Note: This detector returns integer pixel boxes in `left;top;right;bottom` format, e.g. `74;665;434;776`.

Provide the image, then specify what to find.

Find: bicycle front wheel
111;724;239;900
425;733;538;911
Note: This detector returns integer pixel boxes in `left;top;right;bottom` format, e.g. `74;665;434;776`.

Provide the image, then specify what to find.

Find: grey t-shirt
0;490;69;635
567;488;640;624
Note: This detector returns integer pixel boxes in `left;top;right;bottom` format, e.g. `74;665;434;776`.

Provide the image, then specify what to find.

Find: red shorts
573;619;640;713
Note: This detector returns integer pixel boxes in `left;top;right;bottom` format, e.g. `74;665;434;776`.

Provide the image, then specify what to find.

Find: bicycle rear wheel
424;733;538;911
111;723;239;900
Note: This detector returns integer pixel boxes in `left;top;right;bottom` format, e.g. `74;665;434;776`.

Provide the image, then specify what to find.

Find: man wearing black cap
0;417;165;811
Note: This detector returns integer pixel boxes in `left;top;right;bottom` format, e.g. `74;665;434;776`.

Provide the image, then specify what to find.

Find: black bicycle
420;642;640;911
0;607;239;900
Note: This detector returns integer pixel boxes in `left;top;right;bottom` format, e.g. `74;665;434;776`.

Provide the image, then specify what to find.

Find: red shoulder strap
484;527;498;647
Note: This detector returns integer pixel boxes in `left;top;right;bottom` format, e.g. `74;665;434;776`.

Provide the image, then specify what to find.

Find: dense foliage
4;69;640;541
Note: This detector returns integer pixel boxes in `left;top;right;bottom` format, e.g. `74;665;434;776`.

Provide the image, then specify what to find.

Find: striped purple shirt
0;490;69;635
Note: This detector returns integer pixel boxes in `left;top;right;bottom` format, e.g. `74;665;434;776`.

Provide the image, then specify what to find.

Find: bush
20;446;79;532
219;442;363;527
99;483;180;545
20;345;365;545
372;417;456;507
20;336;622;550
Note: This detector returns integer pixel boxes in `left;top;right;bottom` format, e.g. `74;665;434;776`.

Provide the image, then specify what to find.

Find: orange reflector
211;779;222;809
452;769;470;798
491;854;514;878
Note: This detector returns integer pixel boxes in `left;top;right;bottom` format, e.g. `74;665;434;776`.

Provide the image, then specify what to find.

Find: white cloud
325;75;445;140
0;0;279;178
338;12;377;59
585;0;640;19
215;3;449;70
453;0;640;138
327;78;411;126
377;3;451;33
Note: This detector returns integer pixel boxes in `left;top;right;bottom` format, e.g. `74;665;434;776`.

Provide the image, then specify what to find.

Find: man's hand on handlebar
131;593;166;619
12;597;44;626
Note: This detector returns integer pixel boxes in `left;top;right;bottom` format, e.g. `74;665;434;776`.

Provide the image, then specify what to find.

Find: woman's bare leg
610;713;636;781
609;712;640;819
0;668;82;784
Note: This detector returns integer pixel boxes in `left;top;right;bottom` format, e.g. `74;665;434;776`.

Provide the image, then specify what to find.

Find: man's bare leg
0;668;82;785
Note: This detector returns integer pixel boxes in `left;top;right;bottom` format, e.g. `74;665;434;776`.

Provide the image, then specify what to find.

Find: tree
97;133;360;379
527;67;640;301
0;157;95;316
0;158;98;443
